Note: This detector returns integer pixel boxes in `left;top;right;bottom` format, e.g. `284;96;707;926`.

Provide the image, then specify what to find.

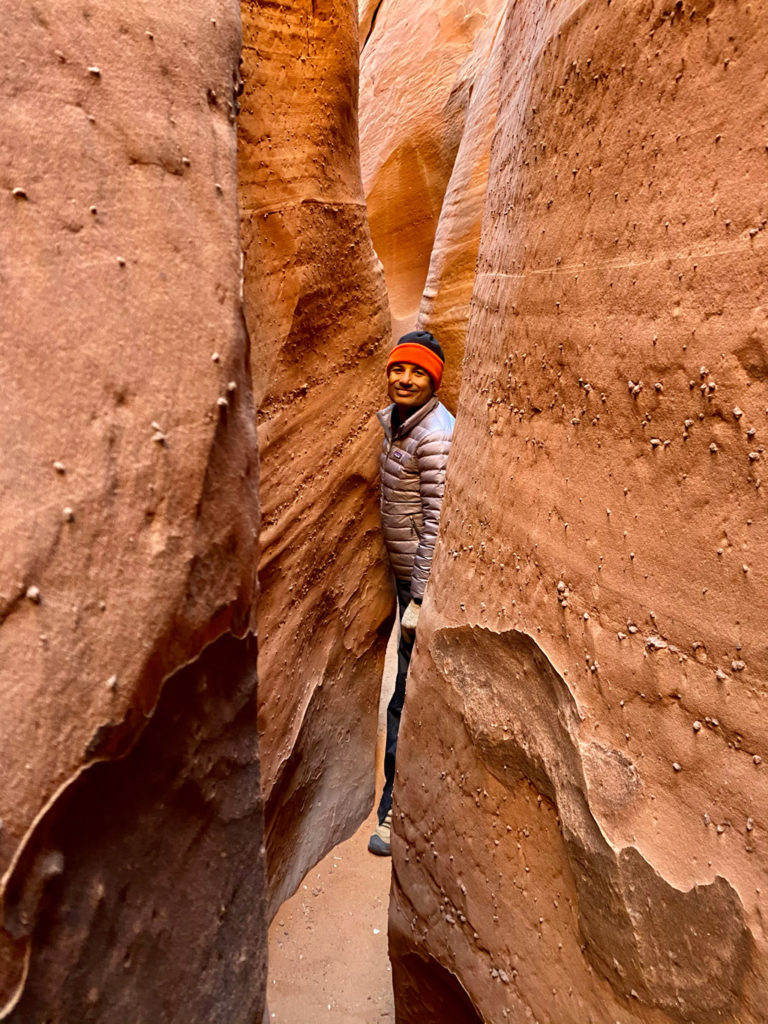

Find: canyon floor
266;803;395;1023
267;636;397;1023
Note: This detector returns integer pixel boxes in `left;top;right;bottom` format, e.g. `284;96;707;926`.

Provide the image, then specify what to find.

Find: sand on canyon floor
266;803;395;1023
266;628;398;1023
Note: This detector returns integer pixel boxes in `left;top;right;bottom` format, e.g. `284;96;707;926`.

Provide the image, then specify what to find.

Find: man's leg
376;578;414;824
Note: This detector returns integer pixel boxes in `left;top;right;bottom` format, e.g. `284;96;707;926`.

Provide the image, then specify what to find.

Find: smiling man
368;330;455;856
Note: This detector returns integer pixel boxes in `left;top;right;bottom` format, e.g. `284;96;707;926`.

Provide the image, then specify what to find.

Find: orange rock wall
239;0;394;915
390;1;768;1020
0;3;266;1020
359;0;507;407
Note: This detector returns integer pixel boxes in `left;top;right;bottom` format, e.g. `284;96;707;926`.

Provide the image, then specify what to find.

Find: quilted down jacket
377;396;455;600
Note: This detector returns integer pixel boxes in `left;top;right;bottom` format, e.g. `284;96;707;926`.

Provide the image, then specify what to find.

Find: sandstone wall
390;1;768;1021
239;0;394;915
359;0;507;408
0;4;265;1020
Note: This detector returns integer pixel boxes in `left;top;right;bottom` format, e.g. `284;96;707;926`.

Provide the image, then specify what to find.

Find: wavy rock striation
359;0;507;407
239;0;394;915
390;0;768;1020
0;3;264;1019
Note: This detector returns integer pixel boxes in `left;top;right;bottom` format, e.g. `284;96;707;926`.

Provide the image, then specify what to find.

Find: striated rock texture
0;3;265;1020
359;0;507;408
390;1;768;1021
239;0;393;915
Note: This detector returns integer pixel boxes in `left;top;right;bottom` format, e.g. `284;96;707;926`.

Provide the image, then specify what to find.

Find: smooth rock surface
0;3;265;1019
239;0;394;916
390;1;768;1020
359;0;507;405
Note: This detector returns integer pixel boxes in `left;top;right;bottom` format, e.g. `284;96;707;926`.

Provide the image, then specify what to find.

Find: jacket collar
377;395;440;440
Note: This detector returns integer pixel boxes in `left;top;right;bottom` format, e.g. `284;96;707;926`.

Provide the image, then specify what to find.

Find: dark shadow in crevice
392;951;484;1024
361;0;385;54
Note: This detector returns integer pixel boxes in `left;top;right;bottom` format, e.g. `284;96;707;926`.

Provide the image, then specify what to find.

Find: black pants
377;578;415;824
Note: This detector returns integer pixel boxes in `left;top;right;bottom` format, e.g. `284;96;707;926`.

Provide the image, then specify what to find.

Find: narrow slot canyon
1;2;767;1024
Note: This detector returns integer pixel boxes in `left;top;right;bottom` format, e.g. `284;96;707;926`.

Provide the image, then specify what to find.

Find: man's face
387;361;434;409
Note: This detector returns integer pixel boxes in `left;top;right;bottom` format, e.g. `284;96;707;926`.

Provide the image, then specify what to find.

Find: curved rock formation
0;3;264;1019
390;0;768;1020
239;0;394;915
359;0;507;408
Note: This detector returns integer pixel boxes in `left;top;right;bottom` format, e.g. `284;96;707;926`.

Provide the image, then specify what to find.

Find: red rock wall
239;0;394;915
0;3;265;1019
390;1;768;1020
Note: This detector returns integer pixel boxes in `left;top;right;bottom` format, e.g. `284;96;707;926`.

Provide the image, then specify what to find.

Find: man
368;330;455;856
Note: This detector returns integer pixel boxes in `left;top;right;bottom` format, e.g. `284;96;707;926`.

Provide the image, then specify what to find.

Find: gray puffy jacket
377;396;455;600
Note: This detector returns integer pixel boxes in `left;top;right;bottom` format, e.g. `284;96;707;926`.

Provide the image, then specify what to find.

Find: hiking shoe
368;811;392;856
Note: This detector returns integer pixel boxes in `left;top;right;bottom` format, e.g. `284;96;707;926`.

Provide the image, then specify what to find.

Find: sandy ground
266;628;398;1023
265;805;395;1023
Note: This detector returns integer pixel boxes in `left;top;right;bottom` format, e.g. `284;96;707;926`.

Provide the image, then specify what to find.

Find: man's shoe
368;811;392;856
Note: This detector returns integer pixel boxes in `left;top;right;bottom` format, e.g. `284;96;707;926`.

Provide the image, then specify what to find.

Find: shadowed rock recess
1;3;265;1020
386;1;768;1021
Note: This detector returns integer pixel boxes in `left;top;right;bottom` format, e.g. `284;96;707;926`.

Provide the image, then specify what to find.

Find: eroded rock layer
0;3;265;1019
390;1;768;1020
239;0;394;914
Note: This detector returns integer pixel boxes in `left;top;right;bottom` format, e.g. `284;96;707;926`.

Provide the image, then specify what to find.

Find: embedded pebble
672;762;681;772
62;507;75;522
53;461;66;474
26;585;41;603
731;660;745;672
693;720;702;732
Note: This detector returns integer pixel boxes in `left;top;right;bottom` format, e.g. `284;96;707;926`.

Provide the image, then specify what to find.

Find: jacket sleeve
410;428;452;599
